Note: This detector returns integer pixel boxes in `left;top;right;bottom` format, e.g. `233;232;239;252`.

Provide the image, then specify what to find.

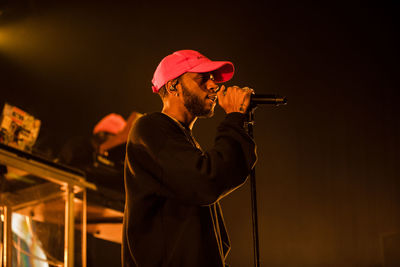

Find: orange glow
0;31;5;44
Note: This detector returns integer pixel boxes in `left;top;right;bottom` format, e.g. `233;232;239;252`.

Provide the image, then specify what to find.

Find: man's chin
198;108;215;118
198;113;214;119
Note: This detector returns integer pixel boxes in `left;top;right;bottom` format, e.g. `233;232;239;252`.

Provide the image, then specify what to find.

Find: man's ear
166;79;178;94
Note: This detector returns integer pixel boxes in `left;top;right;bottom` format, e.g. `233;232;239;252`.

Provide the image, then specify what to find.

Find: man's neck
161;107;197;130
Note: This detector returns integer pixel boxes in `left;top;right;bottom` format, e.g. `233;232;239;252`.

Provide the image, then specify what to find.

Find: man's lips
206;95;217;102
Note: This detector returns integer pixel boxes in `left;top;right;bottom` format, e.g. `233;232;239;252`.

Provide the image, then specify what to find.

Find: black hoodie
122;112;256;267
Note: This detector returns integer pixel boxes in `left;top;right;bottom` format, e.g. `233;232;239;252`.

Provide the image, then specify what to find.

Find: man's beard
182;85;215;118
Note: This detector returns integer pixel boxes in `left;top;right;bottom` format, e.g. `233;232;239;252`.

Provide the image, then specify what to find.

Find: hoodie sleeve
125;112;257;206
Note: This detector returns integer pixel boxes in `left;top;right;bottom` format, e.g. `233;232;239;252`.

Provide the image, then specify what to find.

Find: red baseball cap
151;50;234;93
93;113;126;135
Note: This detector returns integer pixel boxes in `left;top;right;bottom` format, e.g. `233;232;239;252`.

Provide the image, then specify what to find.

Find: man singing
122;50;257;266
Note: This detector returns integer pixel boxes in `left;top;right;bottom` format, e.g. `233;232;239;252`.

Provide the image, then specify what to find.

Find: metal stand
2;206;12;267
0;144;96;267
247;107;260;267
247;94;287;267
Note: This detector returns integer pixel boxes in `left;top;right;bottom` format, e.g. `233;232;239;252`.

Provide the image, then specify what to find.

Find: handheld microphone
215;86;287;106
250;94;287;106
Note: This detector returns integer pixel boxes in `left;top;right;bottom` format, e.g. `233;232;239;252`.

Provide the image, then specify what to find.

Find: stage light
0;25;13;49
12;213;50;267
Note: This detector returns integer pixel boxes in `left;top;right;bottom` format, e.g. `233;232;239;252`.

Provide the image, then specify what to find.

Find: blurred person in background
58;111;142;192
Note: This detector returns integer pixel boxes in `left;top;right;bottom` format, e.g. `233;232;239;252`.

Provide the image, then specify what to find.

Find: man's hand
217;85;254;114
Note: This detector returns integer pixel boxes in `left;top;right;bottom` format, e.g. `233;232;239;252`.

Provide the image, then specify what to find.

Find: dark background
1;1;399;266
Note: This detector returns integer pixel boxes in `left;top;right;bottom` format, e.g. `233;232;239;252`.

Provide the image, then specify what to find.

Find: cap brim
189;61;234;83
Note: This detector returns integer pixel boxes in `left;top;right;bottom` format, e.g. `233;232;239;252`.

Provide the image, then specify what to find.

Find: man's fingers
217;85;226;98
242;86;254;94
217;85;255;114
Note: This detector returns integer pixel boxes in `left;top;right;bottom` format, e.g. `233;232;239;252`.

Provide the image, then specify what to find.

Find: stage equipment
0;103;41;152
0;143;96;267
247;95;287;267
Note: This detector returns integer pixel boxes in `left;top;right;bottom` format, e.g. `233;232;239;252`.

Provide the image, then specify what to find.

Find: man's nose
206;80;219;93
